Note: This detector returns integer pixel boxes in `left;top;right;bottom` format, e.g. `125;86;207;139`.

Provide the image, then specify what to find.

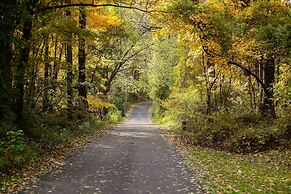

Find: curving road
24;102;203;194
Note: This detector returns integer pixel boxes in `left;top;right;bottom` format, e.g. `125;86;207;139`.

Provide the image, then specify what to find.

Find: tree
78;8;88;110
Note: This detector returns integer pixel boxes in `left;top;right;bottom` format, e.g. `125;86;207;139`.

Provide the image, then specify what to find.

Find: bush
151;101;165;123
107;106;122;123
0;130;36;171
79;121;92;133
58;128;73;144
157;90;206;129
177;112;291;153
109;95;130;116
156;92;291;153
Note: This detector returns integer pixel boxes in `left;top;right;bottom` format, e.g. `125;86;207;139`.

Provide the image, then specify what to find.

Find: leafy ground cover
161;128;291;193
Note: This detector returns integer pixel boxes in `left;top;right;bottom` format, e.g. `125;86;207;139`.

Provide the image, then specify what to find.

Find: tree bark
0;0;16;120
43;35;50;111
15;16;33;131
78;8;88;110
260;56;276;117
65;6;73;119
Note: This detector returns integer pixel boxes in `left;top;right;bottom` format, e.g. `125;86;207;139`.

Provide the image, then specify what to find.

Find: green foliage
168;0;198;21
274;64;291;115
173;112;290;153
110;95;130;115
0;130;36;171
109;73;140;114
147;38;178;100
154;85;290;152
241;0;291;56
78;121;92;133
107;106;122;124
162;90;206;129
78;119;103;134
151;101;166;124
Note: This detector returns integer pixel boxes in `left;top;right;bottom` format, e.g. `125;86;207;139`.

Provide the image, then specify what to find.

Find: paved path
25;102;203;194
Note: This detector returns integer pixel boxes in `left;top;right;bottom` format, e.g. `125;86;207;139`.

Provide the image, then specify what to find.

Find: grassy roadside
0;118;117;193
161;128;291;193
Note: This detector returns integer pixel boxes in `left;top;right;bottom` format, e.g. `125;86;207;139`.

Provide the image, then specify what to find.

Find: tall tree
43;34;50;111
65;1;73;119
78;8;88;110
14;3;33;132
0;0;16;120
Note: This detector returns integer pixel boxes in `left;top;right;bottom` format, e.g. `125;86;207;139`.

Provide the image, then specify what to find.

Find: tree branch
41;3;162;13
228;61;271;99
103;42;154;95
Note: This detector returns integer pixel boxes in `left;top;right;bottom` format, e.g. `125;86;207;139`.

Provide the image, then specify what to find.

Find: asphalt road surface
24;102;203;194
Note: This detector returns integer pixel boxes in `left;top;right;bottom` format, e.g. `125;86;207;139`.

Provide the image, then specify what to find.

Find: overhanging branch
228;61;271;99
42;3;162;13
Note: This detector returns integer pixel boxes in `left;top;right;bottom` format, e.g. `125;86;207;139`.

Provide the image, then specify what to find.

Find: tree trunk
0;0;16;120
43;35;50;111
260;56;276;117
65;7;73;119
52;36;58;90
0;33;13;120
228;60;276;117
15;17;33;131
78;8;88;110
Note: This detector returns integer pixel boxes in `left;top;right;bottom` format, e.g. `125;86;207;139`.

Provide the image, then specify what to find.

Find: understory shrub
0;103;125;176
165;90;207;130
0;130;36;171
178;113;291;153
151;101;166;123
107;106;122;123
155;91;291;153
109;95;130;116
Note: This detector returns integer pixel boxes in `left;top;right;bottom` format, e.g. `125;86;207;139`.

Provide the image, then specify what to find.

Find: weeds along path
23;102;203;194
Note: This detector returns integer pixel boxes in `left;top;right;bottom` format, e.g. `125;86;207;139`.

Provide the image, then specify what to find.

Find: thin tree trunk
43;35;50;111
228;60;275;117
52;36;58;90
53;43;64;83
78;8;88;110
28;40;45;108
65;6;73;119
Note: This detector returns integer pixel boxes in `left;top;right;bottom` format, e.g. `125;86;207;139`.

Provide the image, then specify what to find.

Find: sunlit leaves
88;94;112;111
240;0;291;55
87;9;122;31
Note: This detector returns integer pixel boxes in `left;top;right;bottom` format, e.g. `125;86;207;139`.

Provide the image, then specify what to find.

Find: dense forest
0;0;290;193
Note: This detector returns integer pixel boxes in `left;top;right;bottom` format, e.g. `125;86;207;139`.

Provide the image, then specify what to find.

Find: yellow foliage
88;95;113;110
231;35;261;60
40;0;106;6
87;9;122;31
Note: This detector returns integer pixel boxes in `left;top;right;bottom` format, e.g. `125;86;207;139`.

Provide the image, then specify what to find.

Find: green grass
162;129;291;193
189;147;290;193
